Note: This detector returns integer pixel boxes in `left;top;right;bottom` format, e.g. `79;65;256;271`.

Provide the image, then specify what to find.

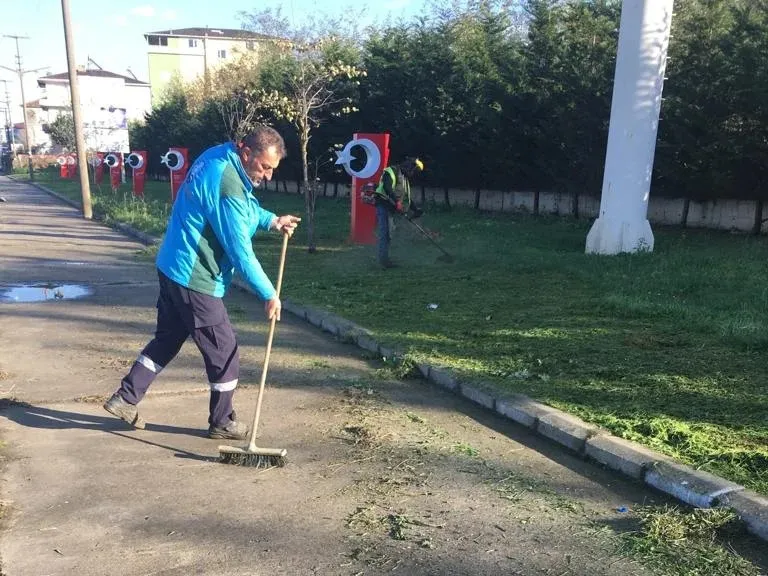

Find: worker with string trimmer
370;157;425;268
366;157;454;266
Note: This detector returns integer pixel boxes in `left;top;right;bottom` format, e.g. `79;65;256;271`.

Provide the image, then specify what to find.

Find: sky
0;0;423;123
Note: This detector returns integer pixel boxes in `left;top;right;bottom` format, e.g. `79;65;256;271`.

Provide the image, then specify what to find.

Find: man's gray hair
242;125;287;159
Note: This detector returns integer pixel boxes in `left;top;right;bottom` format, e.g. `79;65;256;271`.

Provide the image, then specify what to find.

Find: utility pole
0;101;8;144
60;0;92;219
1;35;47;181
0;79;15;152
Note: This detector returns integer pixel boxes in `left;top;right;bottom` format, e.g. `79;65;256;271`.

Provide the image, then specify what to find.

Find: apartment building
35;67;151;152
145;27;276;105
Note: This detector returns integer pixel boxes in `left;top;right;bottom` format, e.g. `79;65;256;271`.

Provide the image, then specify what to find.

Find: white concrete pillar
585;0;674;255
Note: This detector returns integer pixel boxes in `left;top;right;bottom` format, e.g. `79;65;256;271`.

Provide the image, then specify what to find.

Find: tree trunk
681;197;690;228
533;189;540;216
300;127;316;253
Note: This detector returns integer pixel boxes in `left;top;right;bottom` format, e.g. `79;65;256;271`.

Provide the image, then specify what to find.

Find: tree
654;0;768;211
361;20;460;189
241;8;365;252
129;87;210;179
261;42;363;252
184;51;266;114
44;112;75;150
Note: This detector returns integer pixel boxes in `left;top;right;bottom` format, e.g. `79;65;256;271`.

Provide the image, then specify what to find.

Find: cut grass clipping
621;506;764;576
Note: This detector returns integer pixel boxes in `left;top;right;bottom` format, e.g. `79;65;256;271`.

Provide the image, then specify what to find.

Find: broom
219;232;290;468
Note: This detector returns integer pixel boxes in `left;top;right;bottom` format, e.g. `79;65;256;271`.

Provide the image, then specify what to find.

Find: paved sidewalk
0;176;759;575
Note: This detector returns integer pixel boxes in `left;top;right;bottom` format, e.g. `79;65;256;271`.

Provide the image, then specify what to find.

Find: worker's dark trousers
376;203;391;264
118;271;240;428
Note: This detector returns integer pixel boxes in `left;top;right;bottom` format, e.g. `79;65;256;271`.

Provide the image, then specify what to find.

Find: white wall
39;82;70;108
125;84;152;122
37;76;145;153
40;76;150;118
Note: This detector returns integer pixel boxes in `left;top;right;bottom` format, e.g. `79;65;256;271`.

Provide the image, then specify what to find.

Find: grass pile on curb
621;506;764;576
28;171;768;496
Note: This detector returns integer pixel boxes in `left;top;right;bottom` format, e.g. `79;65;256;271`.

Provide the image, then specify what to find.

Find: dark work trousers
118;271;240;427
376;203;391;264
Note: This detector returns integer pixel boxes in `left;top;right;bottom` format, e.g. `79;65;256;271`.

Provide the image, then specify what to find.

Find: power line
0;34;49;179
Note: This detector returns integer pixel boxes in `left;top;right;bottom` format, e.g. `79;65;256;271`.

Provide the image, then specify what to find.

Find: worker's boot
208;418;249;440
103;393;146;429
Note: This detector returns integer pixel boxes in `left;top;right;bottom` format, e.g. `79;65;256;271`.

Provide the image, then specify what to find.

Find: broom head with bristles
218;445;287;469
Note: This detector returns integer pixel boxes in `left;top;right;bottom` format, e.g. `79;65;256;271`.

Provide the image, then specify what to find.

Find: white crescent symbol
104;153;119;168
126;153;144;169
56;157;66;165
161;150;185;172
66;156;76;165
334;138;381;179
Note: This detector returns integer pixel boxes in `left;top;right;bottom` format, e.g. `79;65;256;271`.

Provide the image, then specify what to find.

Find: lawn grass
23;169;768;496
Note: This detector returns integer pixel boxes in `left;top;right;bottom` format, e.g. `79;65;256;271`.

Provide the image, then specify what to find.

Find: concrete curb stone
459;383;495;411
378;346;395;361
282;299;308;320
495;394;557;429
717;490;768;541
305;307;330;329
536;410;600;454
584;434;672;480
337;322;372;343
113;221;159;246
645;461;744;509
428;367;458;391
355;333;380;355
319;315;341;336
331;318;359;340
24;180;768;544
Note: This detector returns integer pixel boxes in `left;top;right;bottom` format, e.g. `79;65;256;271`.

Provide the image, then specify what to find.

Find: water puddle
0;283;93;303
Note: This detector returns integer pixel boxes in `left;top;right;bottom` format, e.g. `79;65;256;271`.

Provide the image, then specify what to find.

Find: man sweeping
373;156;424;268
103;125;300;440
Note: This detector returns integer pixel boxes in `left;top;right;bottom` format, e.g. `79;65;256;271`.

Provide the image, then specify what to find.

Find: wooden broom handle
247;232;289;451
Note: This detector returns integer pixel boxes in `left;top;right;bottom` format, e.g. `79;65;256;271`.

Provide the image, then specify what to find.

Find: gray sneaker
103;393;146;429
208;419;249;440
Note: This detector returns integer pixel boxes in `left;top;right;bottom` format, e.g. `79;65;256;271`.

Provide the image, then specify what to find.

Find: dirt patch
299;377;648;575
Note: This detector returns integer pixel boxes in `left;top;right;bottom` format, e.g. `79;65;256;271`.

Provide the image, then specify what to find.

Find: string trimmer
397;212;455;263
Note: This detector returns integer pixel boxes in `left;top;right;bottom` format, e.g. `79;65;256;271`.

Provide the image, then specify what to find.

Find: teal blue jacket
156;142;278;300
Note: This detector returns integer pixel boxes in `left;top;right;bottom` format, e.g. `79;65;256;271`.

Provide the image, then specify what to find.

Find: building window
246;41;255;50
217;49;227;59
188;39;198;48
147;35;168;46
